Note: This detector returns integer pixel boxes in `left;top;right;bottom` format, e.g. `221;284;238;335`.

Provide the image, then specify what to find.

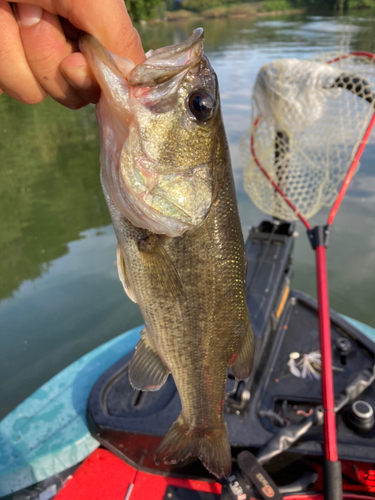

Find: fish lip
147;27;204;61
128;28;205;87
79;33;136;81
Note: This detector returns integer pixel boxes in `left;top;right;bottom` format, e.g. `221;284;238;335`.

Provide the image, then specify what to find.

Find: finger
15;4;86;108
0;0;45;104
61;52;100;104
11;0;146;64
59;17;80;42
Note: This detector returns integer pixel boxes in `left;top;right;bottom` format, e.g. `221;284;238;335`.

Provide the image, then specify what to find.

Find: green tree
292;0;375;9
126;0;167;21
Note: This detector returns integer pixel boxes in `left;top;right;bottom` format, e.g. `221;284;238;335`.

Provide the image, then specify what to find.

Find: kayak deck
1;220;375;498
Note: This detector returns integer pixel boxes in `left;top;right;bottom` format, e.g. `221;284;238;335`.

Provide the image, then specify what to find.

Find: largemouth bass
80;28;254;479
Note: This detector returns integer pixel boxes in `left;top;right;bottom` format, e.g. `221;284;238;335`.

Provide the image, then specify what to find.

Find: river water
1;12;375;419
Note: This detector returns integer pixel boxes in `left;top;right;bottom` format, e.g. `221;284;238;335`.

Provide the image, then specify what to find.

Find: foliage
229;3;256;14
165;8;195;19
346;0;375;8
200;4;256;17
150;1;168;19
182;0;253;13
178;0;375;16
291;0;375;9
202;6;228;17
165;0;180;10
126;0;167;21
263;0;292;10
182;0;223;13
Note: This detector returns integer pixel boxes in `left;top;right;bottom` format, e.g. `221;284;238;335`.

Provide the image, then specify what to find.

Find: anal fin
231;323;254;380
117;243;137;303
129;329;170;391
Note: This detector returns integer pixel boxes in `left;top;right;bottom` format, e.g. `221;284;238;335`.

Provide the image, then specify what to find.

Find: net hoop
243;51;375;227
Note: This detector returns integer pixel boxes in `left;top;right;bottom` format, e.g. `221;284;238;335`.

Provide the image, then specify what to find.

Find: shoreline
151;7;305;24
256;8;304;16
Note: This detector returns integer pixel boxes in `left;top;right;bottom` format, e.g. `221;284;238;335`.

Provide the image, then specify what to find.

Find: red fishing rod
249;51;375;500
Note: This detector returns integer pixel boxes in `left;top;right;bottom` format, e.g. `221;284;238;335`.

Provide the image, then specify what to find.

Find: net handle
250;51;375;228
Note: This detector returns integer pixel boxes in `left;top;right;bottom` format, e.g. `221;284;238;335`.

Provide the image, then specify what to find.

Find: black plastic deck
87;219;375;479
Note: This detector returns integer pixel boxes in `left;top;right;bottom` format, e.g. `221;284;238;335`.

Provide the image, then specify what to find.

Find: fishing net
241;53;375;221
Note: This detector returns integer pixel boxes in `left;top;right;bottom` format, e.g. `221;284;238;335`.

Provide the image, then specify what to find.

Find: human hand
0;0;145;108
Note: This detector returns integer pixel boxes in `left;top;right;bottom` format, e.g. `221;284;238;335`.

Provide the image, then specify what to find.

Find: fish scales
80;28;254;479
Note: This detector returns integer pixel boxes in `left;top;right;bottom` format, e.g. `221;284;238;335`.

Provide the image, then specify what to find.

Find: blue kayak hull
0;326;142;497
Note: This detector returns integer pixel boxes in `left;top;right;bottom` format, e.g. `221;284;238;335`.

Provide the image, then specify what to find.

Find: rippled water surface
1;12;375;419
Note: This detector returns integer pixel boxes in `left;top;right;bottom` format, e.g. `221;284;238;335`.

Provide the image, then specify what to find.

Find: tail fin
154;414;232;479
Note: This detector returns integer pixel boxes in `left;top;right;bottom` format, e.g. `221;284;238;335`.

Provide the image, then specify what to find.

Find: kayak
1;218;375;499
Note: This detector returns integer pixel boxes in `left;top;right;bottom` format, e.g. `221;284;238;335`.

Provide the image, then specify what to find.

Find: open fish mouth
129;28;204;86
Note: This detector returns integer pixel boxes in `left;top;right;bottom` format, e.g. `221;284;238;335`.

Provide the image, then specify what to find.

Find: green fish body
81;29;254;479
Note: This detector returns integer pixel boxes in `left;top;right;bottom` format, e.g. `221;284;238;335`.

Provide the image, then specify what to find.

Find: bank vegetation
125;0;375;22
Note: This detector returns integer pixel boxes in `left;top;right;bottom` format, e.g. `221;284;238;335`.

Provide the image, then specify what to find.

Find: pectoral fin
138;234;183;297
117;243;137;303
129;329;170;391
231;324;254;381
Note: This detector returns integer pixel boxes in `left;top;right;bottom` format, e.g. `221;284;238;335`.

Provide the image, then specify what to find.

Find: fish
80;28;254;479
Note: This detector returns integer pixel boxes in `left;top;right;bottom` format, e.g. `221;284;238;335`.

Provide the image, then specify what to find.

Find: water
1;12;375;420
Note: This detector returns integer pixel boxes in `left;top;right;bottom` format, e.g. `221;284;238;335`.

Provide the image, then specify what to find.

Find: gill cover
80;29;218;237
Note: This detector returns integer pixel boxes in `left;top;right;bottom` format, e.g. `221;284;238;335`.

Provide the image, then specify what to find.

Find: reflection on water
0;226;142;411
0;100;106;300
1;13;375;419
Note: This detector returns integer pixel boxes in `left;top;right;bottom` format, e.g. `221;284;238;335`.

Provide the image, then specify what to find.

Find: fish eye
188;90;215;122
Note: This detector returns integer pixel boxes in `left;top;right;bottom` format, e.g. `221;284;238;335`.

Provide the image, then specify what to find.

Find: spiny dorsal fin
129;329;170;391
117;243;137;303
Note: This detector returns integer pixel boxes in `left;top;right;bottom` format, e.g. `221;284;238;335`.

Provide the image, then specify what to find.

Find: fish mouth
80;28;204;87
128;28;204;87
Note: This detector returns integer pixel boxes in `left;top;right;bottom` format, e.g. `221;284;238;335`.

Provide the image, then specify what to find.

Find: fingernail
15;4;42;27
62;65;93;91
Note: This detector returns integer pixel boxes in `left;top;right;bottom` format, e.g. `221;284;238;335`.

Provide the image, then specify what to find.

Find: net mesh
240;53;375;221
